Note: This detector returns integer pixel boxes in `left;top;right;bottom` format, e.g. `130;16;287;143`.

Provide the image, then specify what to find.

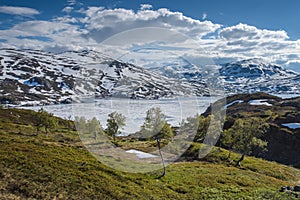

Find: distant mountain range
0;48;208;105
0;48;299;106
220;58;300;94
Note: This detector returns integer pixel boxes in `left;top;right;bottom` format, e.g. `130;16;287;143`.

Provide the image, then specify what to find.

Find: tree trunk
235;153;245;167
216;136;221;148
227;150;232;160
45;127;48;137
226;144;234;160
156;138;166;178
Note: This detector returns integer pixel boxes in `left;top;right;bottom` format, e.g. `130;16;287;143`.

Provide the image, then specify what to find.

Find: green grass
0;108;300;199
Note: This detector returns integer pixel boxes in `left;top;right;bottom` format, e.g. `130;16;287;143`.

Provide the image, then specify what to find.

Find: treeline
192;114;270;166
74;107;174;142
33;107;271;166
34;108;58;136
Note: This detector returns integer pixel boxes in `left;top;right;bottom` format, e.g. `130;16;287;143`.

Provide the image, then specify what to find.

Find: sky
0;0;300;71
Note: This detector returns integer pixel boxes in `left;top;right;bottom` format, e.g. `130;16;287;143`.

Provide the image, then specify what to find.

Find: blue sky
0;0;299;71
115;0;300;40
1;0;299;39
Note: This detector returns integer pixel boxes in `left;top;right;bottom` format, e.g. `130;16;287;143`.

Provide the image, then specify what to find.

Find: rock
0;97;13;104
280;186;294;192
294;185;300;192
60;98;72;104
286;186;293;191
280;186;287;192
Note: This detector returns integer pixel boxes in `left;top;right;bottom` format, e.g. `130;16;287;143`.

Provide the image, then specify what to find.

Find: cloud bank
0;5;300;70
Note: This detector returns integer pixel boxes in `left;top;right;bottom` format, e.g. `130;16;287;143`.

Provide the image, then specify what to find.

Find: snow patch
248;99;272;106
224;100;243;109
125;149;157;159
282;123;300;129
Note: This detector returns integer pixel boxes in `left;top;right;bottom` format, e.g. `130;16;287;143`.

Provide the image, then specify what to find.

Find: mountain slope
203;92;300;168
0;108;299;199
119;57;300;95
220;58;297;80
0;49;208;105
220;59;300;94
1;49;299;106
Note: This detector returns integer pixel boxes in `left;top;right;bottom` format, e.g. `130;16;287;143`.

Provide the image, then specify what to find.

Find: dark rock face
264;124;300;168
294;186;300;192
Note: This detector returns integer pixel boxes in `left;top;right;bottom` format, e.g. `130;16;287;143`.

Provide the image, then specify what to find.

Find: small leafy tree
75;116;87;133
160;123;174;139
179;114;199;141
206;114;223;147
194;115;210;142
106;112;126;141
140;107;173;140
188;114;223;145
87;117;104;140
35;108;58;136
221;117;269;167
35;110;43;134
66;115;74;131
140;107;174;178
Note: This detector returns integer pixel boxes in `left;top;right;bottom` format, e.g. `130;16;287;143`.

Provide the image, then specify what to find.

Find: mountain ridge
220;58;299;94
0;48;209;105
0;48;299;106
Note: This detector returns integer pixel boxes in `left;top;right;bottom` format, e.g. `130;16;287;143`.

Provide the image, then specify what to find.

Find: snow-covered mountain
0;49;299;106
220;58;297;80
220;59;300;94
0;48;209;106
138;56;300;95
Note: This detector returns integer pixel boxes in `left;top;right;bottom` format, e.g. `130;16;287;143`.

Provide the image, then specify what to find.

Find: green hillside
0;107;299;199
203;92;300;168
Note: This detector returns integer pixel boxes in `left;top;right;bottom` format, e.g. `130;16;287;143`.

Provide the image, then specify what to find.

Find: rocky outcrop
203;92;300;168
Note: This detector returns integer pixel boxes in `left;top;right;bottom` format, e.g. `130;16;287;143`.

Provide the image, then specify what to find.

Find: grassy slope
0;108;300;200
203;92;300;168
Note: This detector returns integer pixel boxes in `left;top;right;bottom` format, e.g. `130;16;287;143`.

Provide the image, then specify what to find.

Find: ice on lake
21;96;219;135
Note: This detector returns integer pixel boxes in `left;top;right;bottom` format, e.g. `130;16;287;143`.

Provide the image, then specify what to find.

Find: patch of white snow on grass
224;100;243;109
126;149;157;159
248;99;272;106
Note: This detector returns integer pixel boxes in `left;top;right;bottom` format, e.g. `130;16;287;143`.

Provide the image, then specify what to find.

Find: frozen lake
18;93;300;135
20;96;219;135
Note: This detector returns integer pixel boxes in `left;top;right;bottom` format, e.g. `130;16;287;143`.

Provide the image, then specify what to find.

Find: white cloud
9;20;77;35
219;23;289;41
54;16;78;23
0;20;90;52
81;7;221;43
62;6;74;13
68;0;77;5
202;13;207;20
0;6;40;16
140;4;153;10
0;6;221;54
0;5;300;71
207;23;300;66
